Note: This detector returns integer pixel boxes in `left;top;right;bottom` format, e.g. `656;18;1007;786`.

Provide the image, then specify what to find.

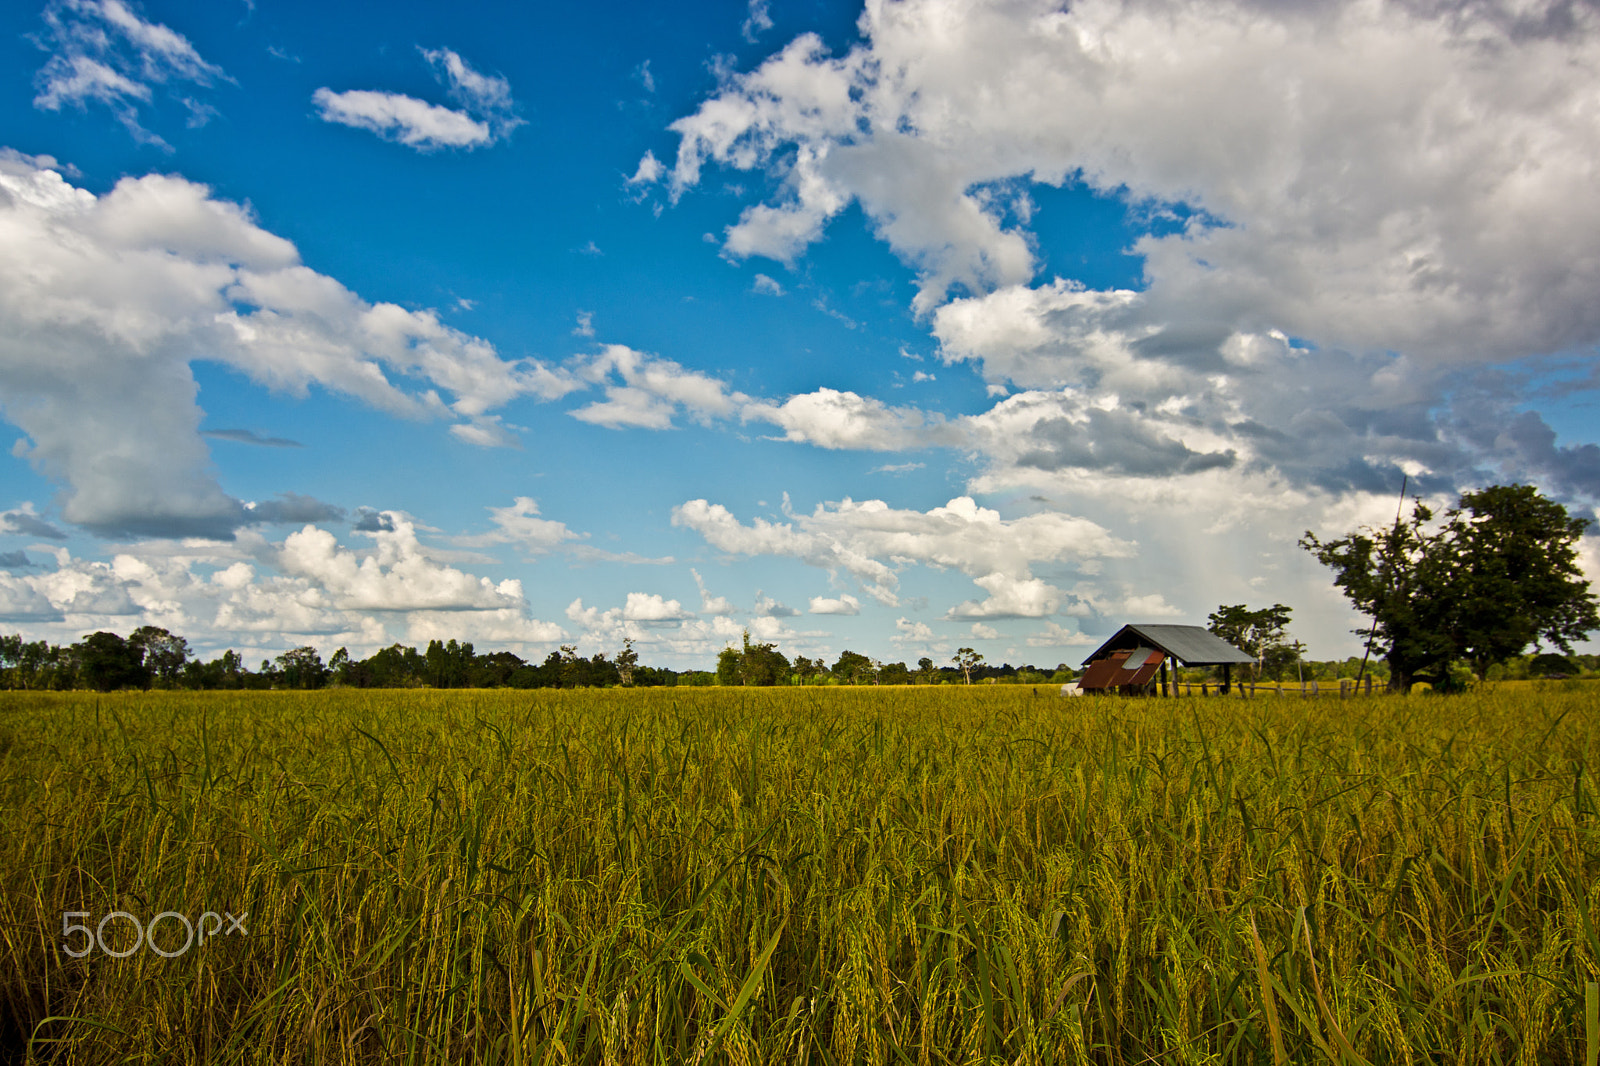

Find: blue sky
2;0;1598;668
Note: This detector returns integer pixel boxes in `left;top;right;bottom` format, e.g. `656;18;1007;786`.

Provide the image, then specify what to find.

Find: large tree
1435;484;1600;679
1206;604;1294;683
1302;484;1597;691
73;631;149;692
129;626;189;687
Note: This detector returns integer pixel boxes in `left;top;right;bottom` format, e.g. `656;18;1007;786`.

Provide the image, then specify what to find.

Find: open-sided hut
1077;623;1255;696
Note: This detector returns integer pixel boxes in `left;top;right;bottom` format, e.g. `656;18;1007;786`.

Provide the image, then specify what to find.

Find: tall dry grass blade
1300;906;1372;1066
1249;914;1287;1066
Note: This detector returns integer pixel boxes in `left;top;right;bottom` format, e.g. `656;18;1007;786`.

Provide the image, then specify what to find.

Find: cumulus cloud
33;0;226;146
456;497;582;556
969;623;1000;640
1026;621;1094;649
657;0;1600;509
564;593;713;653
314;47;519;152
674;494;1133;615
0;573;65;621
807;592;859;615
0;520;568;656
622;592;693;621
744;388;936;450
892;616;935;648
0;152;580;538
664;0;1600;340
570;344;747;429
276;515;523;612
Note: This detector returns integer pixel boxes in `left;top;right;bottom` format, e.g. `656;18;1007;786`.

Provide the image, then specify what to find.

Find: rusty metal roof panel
1079;647;1165;689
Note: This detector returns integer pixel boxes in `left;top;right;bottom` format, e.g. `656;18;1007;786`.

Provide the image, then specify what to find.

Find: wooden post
1161;660;1169;698
1222;663;1231;695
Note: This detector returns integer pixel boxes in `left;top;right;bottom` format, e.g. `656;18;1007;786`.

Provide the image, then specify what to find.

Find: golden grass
1;685;1597;1064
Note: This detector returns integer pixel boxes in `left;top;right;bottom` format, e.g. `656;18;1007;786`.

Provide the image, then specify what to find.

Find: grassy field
1;685;1598;1064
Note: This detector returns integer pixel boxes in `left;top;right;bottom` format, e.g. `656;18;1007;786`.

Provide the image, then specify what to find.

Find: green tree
616;638;639;686
715;646;741;686
74;631;148;692
792;655;826;684
328;647;351;686
275;646;327;689
916;656;936;683
1434;484;1600;680
1302;483;1598;691
952;647;984;685
737;630;790;685
128;626;189;687
1206;604;1293;682
831;650;873;685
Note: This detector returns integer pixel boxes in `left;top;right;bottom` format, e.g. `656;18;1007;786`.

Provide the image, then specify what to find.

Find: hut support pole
1160;660;1169;697
1222;662;1231;695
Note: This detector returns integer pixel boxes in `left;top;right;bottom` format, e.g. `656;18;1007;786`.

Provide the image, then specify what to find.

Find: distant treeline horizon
1;627;1593;693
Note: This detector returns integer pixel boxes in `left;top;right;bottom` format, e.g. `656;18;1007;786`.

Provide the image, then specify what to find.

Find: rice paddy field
2;684;1598;1064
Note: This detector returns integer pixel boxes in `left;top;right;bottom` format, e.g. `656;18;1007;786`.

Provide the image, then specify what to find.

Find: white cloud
752;273;784;296
33;0;225;145
948;572;1063;620
622;591;693;621
312;88;490;150
627;150;664;187
573;311;595;337
314;48;520;153
807;593;859;615
571;344;747;429
420;47;520;135
0;573;64;621
742;0;774;42
656;0;1600;508
754;591;798;617
692;568;737;615
663;0;1600;338
744;388;934;450
969;623;999;640
892;616;934;647
449;416;524;449
276;515;522;612
0;521;567;658
0;152;580;538
1025;621;1095;649
674;494;1134;615
456;497;582;555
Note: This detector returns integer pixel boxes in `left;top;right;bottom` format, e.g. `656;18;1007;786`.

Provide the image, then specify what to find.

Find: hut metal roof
1081;623;1255;667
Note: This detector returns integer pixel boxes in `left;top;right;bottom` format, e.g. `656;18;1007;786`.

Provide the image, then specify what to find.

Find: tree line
0;627;1075;693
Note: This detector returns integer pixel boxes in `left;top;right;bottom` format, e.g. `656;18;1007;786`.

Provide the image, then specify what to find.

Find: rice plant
1;684;1596;1063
